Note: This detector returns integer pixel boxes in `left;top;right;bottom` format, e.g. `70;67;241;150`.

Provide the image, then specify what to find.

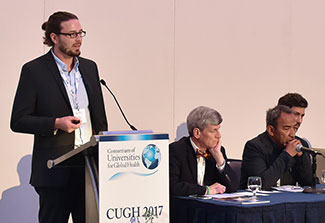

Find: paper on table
241;200;270;205
207;192;253;199
272;185;304;192
256;190;281;194
207;192;270;205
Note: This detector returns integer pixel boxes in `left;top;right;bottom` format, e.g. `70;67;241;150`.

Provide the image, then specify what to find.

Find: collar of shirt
190;137;211;158
265;131;284;154
190;137;200;154
51;49;79;72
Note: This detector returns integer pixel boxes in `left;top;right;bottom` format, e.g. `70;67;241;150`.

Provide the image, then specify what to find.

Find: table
170;185;325;223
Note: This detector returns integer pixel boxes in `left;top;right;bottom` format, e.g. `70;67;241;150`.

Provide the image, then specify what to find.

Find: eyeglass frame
58;30;86;38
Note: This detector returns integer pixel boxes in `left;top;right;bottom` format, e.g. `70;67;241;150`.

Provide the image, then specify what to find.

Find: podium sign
98;132;169;223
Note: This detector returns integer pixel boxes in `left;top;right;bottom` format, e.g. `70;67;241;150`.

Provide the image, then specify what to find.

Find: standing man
10;11;107;223
240;105;312;190
169;106;239;196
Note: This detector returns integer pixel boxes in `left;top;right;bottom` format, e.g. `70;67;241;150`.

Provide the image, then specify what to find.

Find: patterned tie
196;149;211;159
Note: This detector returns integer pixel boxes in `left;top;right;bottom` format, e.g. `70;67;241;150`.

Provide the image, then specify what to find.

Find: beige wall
1;0;325;220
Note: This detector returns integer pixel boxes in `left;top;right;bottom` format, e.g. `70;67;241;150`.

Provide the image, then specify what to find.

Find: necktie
196;149;211;159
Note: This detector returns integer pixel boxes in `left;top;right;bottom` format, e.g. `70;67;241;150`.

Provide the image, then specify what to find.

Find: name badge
73;108;87;124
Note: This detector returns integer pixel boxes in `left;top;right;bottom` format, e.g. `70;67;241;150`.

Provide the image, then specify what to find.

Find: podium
48;131;169;223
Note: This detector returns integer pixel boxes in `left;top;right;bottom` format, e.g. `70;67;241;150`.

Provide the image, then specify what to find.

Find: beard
58;44;81;57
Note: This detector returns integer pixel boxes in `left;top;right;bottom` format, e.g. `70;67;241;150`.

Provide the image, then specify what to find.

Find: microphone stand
303;151;325;194
100;79;137;131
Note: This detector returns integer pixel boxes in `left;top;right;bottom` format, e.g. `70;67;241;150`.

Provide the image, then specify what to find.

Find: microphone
100;79;137;131
296;144;324;153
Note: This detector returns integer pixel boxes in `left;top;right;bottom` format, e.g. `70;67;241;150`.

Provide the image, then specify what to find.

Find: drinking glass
247;176;262;199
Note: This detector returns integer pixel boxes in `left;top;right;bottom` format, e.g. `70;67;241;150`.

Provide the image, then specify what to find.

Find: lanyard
59;69;81;110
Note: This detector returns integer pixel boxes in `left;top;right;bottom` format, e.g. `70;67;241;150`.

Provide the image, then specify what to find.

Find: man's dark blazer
169;137;239;196
10;50;108;187
240;131;313;190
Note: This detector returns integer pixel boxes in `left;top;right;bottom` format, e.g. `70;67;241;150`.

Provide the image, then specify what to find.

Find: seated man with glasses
169;106;239;196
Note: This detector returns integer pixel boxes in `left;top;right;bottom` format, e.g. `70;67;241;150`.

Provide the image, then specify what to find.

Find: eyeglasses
58;30;86;38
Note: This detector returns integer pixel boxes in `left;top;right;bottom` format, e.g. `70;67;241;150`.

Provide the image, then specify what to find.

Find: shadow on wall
0;154;38;223
174;122;189;142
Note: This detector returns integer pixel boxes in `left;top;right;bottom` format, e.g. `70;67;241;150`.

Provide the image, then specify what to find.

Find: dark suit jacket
169;137;239;196
10;50;108;187
240;131;313;190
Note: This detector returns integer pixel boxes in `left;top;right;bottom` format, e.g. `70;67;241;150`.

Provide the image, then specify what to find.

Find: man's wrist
216;160;226;172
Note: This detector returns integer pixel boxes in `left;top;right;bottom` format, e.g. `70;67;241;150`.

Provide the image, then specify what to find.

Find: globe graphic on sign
142;144;161;170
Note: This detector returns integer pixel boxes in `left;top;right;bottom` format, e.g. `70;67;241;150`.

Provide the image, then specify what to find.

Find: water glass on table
247;176;262;199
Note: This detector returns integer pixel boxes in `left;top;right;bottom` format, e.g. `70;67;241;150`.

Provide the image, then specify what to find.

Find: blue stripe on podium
98;134;169;141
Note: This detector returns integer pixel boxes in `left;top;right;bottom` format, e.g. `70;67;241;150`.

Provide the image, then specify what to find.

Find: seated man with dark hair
169;106;239;196
240;105;313;190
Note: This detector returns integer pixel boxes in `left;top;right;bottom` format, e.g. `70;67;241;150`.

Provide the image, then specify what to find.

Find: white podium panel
98;132;169;223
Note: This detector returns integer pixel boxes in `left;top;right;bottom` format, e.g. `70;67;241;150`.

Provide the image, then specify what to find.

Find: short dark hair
277;93;308;108
266;105;293;128
41;11;78;47
187;106;223;137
